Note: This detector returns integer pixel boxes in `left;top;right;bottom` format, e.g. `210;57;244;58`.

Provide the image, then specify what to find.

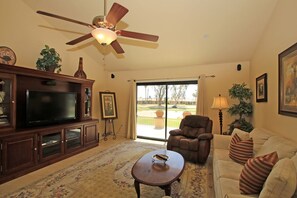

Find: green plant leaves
36;45;62;73
228;83;253;132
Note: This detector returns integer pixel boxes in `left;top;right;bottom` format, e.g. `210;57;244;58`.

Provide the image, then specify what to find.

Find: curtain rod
127;75;215;82
198;75;216;79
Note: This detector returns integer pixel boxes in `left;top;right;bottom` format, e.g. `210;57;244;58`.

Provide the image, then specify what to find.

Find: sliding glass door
136;81;197;141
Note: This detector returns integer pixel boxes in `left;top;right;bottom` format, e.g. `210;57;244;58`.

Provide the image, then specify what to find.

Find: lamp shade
91;28;117;45
211;95;229;110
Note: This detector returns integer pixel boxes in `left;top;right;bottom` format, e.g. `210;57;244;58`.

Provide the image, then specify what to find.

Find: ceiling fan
37;1;159;54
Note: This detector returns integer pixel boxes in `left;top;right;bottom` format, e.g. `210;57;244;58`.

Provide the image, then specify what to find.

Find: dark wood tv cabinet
0;63;99;184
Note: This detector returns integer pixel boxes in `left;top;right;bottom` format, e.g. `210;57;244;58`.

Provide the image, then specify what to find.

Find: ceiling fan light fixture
91;28;117;45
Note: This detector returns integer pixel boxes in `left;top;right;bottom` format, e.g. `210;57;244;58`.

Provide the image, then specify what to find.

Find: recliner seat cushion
179;138;198;151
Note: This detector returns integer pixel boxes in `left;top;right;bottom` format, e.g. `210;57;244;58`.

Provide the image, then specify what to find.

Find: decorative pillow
231;128;250;141
239;151;279;194
260;158;296;198
229;133;253;164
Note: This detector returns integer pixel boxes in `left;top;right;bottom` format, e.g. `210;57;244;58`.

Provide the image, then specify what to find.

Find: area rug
4;141;211;198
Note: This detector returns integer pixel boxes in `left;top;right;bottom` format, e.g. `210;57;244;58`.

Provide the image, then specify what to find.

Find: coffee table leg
164;185;171;196
134;180;140;198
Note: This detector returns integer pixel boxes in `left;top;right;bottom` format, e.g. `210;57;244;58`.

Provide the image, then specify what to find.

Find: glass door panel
40;131;63;160
167;84;197;138
0;74;15;129
136;81;197;141
136;85;166;140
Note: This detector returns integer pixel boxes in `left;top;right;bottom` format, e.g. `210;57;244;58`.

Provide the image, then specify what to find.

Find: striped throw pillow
229;133;253;164
239;151;279;194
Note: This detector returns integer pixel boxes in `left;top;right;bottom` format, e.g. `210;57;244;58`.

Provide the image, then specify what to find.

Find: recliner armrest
169;129;183;136
198;133;213;140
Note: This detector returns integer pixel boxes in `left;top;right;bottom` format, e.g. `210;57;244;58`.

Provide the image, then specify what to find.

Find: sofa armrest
169;129;183;136
213;134;232;150
198;133;213;140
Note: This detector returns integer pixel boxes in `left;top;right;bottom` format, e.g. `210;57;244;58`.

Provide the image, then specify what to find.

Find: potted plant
36;45;62;73
227;83;253;133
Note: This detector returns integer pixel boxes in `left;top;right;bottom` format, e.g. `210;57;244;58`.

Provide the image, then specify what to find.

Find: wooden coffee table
131;149;185;197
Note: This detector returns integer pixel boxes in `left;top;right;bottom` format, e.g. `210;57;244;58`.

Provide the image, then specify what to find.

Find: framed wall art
278;42;297;117
256;73;267;102
99;92;118;119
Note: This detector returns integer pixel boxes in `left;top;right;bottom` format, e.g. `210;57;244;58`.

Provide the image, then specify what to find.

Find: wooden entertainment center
0;63;99;184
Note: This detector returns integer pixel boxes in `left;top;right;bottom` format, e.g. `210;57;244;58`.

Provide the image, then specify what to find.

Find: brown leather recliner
167;115;213;164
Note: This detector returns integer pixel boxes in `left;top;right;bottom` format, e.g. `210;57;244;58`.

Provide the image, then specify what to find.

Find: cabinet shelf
41;140;61;148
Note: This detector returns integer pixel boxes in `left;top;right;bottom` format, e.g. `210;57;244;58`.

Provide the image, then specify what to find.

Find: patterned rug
4;141;212;198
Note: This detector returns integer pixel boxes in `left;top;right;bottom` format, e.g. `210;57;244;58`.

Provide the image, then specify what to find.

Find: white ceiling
24;0;279;72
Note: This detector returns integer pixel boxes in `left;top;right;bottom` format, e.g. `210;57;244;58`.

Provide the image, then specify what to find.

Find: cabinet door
65;125;83;153
1;134;37;175
81;85;92;120
84;123;98;147
39;130;64;162
0;73;16;132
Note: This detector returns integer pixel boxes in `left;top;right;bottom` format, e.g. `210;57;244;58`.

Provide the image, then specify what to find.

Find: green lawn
137;116;181;128
136;104;196;128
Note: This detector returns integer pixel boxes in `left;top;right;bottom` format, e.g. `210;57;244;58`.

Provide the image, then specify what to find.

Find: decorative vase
74;57;87;79
155;110;164;118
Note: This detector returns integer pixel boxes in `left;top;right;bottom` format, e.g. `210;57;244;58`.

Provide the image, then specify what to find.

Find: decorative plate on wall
0;46;16;65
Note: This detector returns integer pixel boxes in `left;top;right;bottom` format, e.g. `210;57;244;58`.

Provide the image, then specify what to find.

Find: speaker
237;64;241;71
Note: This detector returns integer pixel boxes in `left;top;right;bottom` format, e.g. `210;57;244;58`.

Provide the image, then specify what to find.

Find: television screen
26;90;77;126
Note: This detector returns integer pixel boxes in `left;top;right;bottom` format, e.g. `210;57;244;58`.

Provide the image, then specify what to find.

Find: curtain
196;74;205;115
126;80;137;140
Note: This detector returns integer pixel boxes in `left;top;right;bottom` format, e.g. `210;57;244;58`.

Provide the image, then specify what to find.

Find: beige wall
250;0;297;142
0;1;107;132
6;0;294;141
105;62;250;137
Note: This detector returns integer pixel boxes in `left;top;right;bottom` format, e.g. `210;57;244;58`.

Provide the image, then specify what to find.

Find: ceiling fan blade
118;30;159;42
106;3;129;26
66;33;93;45
110;40;125;54
37;11;94;28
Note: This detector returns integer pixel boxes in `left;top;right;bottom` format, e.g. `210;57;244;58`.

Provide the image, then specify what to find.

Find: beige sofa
212;128;297;198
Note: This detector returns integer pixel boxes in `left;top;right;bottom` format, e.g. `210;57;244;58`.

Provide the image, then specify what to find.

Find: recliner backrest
179;115;213;138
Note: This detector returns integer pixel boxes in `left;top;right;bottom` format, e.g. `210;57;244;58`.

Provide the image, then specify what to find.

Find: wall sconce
211;94;229;135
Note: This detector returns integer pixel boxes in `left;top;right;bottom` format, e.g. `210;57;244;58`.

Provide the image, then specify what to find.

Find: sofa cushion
249;128;273;154
239;151;278;194
260;158;296;198
255;136;297;159
214;160;244;180
229;133;253;164
218;178;242;198
213;148;232;163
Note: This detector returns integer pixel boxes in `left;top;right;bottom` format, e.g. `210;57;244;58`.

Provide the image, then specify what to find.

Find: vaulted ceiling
24;0;279;71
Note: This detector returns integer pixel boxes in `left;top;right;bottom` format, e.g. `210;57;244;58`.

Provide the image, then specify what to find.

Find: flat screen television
26;90;77;126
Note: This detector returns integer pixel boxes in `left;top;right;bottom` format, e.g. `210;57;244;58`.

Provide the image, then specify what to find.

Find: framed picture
99;92;118;119
278;42;297;117
256;73;268;102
